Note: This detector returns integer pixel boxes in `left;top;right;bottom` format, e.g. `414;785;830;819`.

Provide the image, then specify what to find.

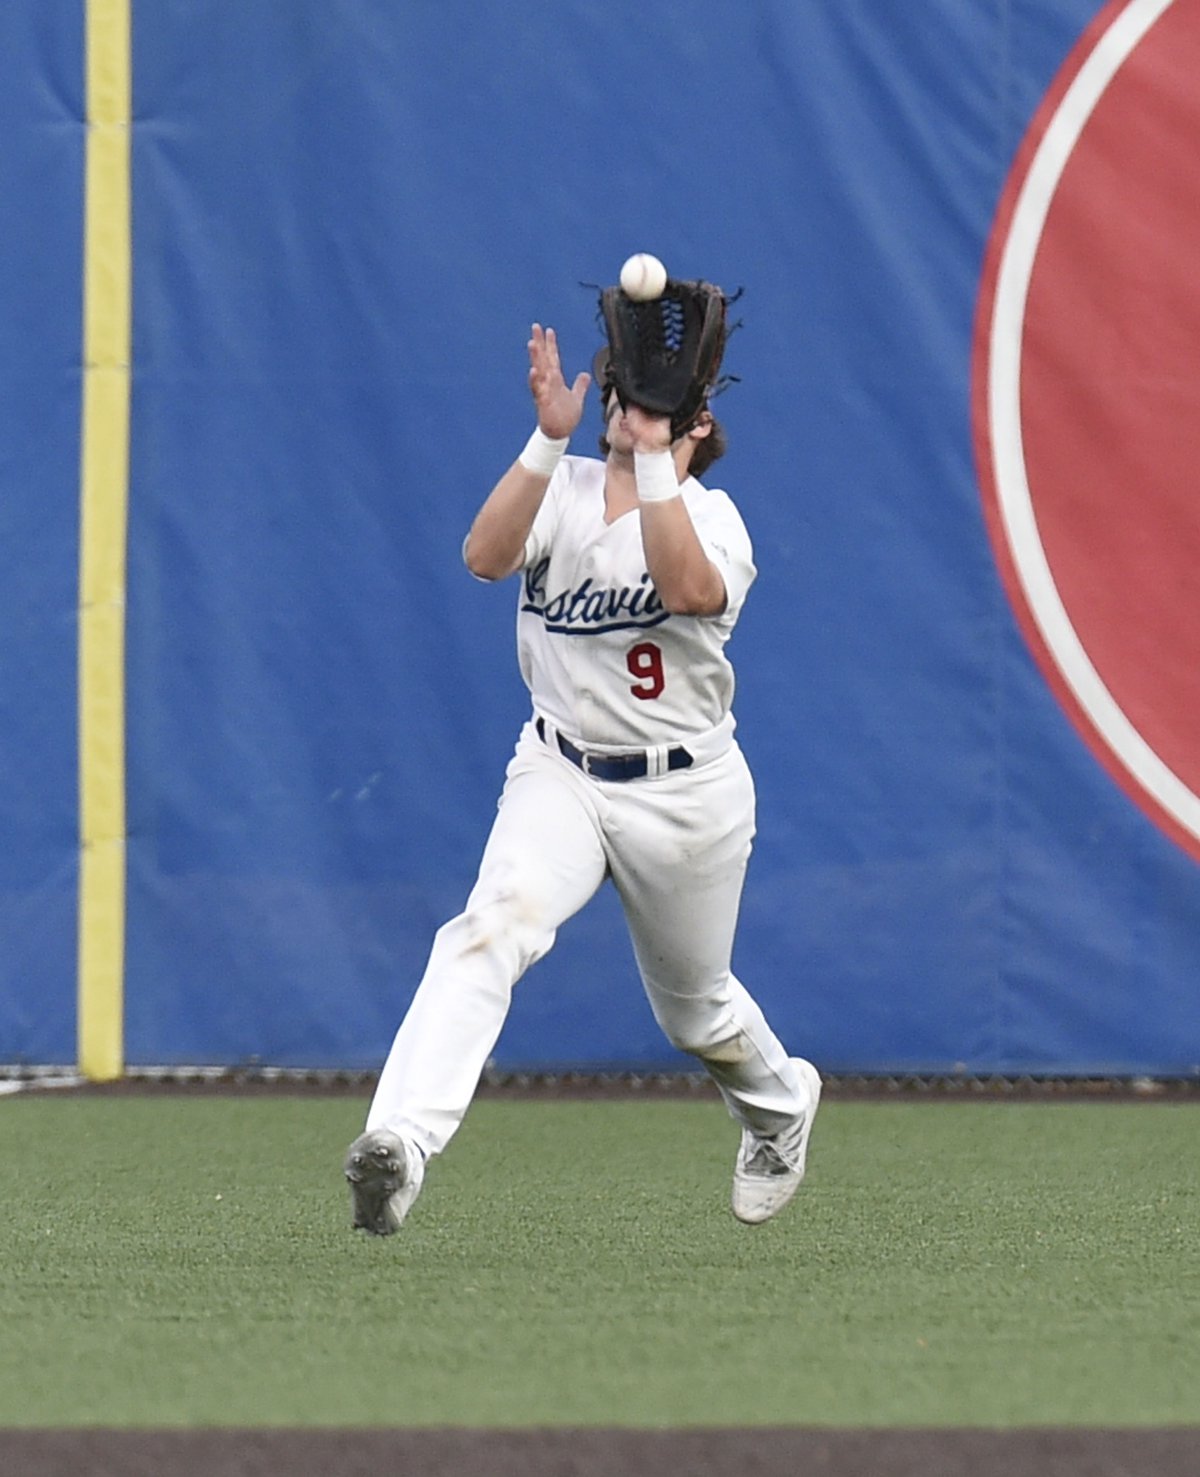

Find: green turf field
1;1094;1196;1427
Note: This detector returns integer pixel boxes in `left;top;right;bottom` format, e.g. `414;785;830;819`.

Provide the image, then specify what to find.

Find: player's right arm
463;462;557;581
464;325;590;581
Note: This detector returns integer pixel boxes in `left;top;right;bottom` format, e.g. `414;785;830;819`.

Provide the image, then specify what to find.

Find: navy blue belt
536;717;693;781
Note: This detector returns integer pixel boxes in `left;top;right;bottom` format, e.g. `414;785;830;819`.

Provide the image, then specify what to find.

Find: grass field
1;1093;1197;1428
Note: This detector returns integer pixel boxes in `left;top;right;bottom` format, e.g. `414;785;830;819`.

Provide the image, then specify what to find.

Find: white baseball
620;253;668;302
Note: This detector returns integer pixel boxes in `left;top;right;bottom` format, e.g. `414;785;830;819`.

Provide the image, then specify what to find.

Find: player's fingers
528;326;552;394
570;371;591;403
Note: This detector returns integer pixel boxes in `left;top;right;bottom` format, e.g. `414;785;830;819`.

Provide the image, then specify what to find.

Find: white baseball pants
366;720;806;1157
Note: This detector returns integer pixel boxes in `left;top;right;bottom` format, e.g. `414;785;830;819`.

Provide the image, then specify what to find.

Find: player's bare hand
528;325;590;440
624;402;673;453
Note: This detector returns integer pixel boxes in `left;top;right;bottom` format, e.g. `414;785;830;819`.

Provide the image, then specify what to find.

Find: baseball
620;253;668;302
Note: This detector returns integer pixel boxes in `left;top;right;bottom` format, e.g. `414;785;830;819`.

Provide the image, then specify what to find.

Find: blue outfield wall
3;0;1199;1075
0;2;83;1064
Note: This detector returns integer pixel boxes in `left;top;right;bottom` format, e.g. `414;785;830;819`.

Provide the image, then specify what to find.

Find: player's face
603;391;636;454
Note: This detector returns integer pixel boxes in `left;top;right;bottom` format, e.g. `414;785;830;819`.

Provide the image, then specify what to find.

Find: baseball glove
593;277;730;437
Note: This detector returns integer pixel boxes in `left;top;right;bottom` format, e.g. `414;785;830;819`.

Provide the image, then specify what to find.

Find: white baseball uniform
366;454;810;1158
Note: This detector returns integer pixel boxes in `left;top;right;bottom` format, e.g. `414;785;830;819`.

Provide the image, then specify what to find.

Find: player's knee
698;1029;754;1065
658;1013;748;1062
436;888;553;971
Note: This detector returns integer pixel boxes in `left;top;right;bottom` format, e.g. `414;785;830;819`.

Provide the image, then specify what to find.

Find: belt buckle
581;749;624;780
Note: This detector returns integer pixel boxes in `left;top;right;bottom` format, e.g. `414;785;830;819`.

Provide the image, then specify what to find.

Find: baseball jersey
513;455;756;748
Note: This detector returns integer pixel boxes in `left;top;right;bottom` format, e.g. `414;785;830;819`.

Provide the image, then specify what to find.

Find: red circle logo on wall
973;0;1200;861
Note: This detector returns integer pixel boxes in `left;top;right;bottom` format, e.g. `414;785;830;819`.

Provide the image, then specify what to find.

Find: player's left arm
627;406;727;616
638;498;727;615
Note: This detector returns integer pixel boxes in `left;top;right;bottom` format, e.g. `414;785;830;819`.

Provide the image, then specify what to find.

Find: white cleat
343;1129;425;1236
731;1058;822;1225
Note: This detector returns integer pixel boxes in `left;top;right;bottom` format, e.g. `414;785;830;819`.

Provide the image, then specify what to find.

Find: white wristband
634;450;682;503
518;427;569;478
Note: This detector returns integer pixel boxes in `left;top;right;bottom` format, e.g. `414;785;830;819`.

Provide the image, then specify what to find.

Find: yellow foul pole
78;0;131;1080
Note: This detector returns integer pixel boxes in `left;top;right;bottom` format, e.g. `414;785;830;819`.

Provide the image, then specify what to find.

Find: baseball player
345;276;821;1234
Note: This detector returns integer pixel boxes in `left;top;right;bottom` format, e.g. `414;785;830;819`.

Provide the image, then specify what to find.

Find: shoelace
743;1116;805;1176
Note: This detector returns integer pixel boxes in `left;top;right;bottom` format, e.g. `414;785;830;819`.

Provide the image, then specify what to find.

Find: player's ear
688;411;714;441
